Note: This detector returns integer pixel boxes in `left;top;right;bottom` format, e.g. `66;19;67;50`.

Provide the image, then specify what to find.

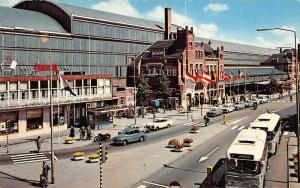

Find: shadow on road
0;171;40;187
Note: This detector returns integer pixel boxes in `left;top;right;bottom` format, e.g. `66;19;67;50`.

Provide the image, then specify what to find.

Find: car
126;124;150;133
258;96;269;104
145;118;173;131
220;104;235;113
206;108;223;117
113;128;147;146
233;102;245;110
244;100;254;108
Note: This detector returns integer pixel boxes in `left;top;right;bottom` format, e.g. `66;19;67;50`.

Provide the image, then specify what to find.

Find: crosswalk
10;152;49;164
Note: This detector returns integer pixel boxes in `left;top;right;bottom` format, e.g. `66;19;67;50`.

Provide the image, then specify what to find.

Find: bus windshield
227;159;261;175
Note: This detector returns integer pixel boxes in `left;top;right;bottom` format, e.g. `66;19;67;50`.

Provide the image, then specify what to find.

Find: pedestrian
42;161;50;183
223;115;228;125
69;126;75;138
86;125;92;140
204;115;209;127
36;136;42;153
290;94;293;102
79;126;86;141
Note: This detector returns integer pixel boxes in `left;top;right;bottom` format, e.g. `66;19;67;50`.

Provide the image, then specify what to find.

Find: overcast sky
1;0;299;49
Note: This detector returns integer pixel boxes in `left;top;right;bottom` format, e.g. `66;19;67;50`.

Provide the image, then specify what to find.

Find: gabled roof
261;53;292;65
0;6;67;33
150;40;176;49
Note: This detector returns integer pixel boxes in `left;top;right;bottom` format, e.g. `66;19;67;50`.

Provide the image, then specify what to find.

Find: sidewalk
0;104;211;154
288;134;300;188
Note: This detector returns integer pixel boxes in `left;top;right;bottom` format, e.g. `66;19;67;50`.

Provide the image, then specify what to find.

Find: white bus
250;113;282;155
226;129;268;188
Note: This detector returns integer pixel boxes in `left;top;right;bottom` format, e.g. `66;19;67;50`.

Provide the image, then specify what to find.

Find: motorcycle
94;133;111;142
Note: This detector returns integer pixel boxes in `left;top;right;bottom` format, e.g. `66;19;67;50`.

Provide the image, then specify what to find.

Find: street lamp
38;32;55;184
257;27;299;181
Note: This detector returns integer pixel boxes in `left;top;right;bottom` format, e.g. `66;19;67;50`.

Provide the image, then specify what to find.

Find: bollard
207;166;213;185
99;143;103;188
6;132;8;153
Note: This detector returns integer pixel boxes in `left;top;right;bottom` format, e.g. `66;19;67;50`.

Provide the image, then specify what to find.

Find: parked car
126;124;150;133
244;100;254;108
233;102;245;110
220;104;235;113
145;118;173;131
206;108;223;117
258;96;269;104
113;128;147;146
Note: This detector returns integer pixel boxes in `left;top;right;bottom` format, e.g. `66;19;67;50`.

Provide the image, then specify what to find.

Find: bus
226;129;268;188
87;109;113;129
250;113;282;155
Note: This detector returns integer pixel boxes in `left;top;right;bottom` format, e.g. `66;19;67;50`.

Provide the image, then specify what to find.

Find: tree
269;76;280;94
154;72;172;113
136;72;150;107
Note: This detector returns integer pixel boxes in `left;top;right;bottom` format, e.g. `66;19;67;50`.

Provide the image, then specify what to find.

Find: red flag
201;71;214;84
222;71;230;81
186;72;197;81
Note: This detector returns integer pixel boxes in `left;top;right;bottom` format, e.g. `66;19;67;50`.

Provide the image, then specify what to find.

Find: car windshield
154;119;167;122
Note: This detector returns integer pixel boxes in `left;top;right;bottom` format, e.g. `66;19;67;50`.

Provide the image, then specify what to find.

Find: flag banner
59;75;76;96
202;71;214;84
214;70;218;81
186;72;197;81
222;71;230;81
238;69;244;78
231;71;238;80
195;74;203;82
210;70;215;80
35;64;58;72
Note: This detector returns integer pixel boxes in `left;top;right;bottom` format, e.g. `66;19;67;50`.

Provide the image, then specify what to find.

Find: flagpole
57;71;60;144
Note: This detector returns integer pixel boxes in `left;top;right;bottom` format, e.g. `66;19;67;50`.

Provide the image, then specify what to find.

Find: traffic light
100;146;108;163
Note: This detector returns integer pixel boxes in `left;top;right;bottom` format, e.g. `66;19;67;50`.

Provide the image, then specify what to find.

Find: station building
0;0;288;140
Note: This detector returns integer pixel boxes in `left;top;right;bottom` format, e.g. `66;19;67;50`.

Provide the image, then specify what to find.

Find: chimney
164;8;171;40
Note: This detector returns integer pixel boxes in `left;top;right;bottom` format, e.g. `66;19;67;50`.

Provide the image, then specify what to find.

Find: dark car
112;128;147;146
206;108;223;117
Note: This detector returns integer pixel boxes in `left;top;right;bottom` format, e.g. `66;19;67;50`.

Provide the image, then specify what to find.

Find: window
190;64;193;74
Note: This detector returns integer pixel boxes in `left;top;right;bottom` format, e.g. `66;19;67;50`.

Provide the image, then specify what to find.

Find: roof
250;113;281;131
150;40;176;49
0;6;67;33
227;129;267;161
261;53;292;65
196;37;278;55
56;3;167;31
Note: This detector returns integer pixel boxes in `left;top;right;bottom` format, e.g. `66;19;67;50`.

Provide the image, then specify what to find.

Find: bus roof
250;113;280;131
227;129;267;161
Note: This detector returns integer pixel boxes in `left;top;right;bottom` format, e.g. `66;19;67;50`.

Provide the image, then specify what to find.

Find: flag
59;75;76;96
231;71;238;80
201;71;214;84
245;73;249;79
222;71;230;81
238;69;244;78
194;74;203;82
214;70;218;81
210;70;215;80
186;72;197;81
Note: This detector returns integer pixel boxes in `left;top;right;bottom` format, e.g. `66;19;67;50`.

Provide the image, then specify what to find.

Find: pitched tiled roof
150;40;176;49
261;53;292;65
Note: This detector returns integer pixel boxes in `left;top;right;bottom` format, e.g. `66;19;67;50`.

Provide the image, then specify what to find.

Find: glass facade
0;20;163;78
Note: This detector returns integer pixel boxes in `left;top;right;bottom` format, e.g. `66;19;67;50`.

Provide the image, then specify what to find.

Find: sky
1;0;300;49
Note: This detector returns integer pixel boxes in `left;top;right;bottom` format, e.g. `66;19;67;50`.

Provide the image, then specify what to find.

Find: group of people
78;125;92;141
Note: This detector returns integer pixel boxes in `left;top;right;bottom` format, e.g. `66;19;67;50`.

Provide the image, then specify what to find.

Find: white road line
198;147;220;163
237;126;245;131
49;152;58;160
137;185;147;188
283;131;289;136
231;125;238;130
230;117;247;125
142;181;169;188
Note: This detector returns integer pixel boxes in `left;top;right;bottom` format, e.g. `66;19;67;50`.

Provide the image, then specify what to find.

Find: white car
146;118;173;131
258;96;269;103
220;104;235;113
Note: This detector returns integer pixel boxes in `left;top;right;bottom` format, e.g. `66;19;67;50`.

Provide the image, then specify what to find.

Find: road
135;97;295;188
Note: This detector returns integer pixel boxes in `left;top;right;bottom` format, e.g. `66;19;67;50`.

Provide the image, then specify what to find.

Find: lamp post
257;27;298;181
39;33;55;184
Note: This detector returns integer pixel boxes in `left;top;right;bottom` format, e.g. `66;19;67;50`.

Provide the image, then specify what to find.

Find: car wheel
156;127;159;131
167;124;171;128
139;136;145;142
122;140;128;146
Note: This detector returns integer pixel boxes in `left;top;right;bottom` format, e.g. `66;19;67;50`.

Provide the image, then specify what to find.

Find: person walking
290;94;293;102
86;125;92;140
79;126;86;141
204;115;209;127
69;126;75;138
36;136;42;153
223;114;228;125
41;161;50;183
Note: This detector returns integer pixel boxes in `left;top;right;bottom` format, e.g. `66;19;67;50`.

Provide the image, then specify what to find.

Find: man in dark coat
69;126;75;138
36;136;42;153
42;161;50;184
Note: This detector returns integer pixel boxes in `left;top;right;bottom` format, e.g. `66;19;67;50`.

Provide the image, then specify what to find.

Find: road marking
231;125;238;130
49;152;58;160
10;153;49;164
142;181;169;188
230;117;247;125
283;131;289;136
237;126;245;131
198;147;220;163
137;185;147;188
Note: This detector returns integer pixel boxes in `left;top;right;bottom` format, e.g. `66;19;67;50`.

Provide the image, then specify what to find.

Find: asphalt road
134;97;296;188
